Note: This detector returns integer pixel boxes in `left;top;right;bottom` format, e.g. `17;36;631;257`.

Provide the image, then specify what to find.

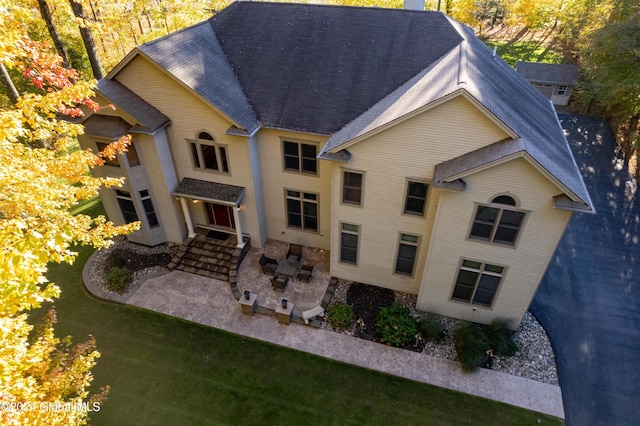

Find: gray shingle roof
82;114;132;138
96;79;169;132
173;177;245;205
209;2;462;134
515;61;579;85
137;20;258;134
320;17;593;212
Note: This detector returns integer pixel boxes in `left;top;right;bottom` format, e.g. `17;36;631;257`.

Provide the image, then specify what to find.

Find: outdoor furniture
302;306;325;325
296;264;313;283
271;276;288;292
275;256;299;278
287;243;303;263
259;254;278;275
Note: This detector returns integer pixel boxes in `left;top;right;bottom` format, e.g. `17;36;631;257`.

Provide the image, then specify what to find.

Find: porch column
233;205;245;248
179;197;196;238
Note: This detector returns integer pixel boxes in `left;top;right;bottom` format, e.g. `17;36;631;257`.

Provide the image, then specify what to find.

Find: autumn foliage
0;1;137;424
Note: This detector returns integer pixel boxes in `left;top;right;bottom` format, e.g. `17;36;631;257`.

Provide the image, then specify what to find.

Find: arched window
469;195;525;246
188;131;229;173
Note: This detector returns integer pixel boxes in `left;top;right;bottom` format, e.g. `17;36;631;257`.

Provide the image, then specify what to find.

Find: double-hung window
469;195;525;246
285;189;318;232
283;141;317;174
189;132;229;173
342;171;363;206
115;190;138;224
340;223;359;265
451;260;504;307
395;233;419;276
404;181;429;215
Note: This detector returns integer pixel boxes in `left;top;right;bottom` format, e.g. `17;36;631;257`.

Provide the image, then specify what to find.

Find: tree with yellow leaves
0;1;137;424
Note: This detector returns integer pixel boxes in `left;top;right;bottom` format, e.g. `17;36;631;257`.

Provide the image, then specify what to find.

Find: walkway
531;115;640;425
83;255;564;419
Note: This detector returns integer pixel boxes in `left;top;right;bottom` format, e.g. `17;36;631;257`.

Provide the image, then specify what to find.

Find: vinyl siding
114;56;262;245
418;157;572;328
329;95;510;293
257;129;331;250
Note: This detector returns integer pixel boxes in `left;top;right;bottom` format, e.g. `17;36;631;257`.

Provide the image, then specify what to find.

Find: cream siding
114;56;263;246
257;129;331;250
417;157;572;328
330;95;510;293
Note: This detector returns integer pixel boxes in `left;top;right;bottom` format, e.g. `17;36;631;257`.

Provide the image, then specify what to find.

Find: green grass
36;200;563;425
485;40;565;67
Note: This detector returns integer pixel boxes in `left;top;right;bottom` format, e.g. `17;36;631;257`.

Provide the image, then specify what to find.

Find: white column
179;197;196;238
233;205;245;248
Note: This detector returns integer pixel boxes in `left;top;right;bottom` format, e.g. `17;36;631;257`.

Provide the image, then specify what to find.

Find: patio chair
287;244;303;263
296;264;313;283
271;276;288;292
259;254;278;275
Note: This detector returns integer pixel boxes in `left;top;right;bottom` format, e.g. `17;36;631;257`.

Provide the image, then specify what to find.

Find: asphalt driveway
531;115;640;425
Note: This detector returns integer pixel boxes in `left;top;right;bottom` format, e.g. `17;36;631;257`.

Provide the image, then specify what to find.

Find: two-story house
79;1;593;328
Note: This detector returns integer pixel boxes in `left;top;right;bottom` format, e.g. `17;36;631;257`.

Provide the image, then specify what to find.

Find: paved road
531;115;640;426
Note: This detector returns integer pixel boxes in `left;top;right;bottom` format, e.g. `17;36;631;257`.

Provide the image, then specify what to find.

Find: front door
205;202;235;229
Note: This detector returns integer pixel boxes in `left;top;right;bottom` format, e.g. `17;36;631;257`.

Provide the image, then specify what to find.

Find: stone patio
237;239;332;321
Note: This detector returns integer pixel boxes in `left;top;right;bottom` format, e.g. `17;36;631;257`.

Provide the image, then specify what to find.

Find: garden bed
323;281;559;385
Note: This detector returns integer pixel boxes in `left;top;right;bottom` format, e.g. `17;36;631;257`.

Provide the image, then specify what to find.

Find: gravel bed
323;280;559;385
89;236;177;297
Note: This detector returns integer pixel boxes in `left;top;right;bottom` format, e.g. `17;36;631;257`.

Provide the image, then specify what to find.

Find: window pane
477;274;501;291
494;227;518;244
408;181;428;197
301;143;316;158
190;143;200;168
398;243;416;259
476;206;498;222
452;284;473;302
142;198;159;228
405;197;425;214
470;206;498;239
456;269;478;286
219;147;229;173
288;212;302;228
284;155;299;171
484;264;504;274
302;158;317;174
491;195;516;206
303;200;317;217
202;145;218;170
343;188;362;204
304;216;317;231
343;172;363;205
199;132;214;140
401;234;418;243
462;260;481;269
286;198;301;214
344;172;362;187
472;289;495;307
470;223;493;239
342;223;358;232
284;141;299;156
395;243;417;275
287;190;300;197
117;197;138;224
500;210;524;227
340;232;358;264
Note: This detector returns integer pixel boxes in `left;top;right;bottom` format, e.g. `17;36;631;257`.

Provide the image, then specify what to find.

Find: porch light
237;204;244;211
244;290;251;300
192;199;200;204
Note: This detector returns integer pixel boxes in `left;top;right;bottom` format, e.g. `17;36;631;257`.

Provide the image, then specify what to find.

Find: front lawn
37;198;562;425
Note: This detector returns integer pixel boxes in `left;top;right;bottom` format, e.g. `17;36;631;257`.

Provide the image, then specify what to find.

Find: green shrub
454;323;489;372
375;302;418;347
327;302;354;330
484;319;518;357
106;266;133;293
417;314;445;342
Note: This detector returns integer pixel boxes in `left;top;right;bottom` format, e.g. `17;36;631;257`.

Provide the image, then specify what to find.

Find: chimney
404;0;425;10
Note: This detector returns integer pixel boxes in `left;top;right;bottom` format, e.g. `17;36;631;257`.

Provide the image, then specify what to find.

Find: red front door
205;203;235;229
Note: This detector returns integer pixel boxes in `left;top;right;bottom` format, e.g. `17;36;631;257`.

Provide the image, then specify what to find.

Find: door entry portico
206;202;235;229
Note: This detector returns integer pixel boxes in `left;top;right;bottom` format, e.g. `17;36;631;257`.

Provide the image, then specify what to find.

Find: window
451;260;504;307
285;189;318;232
115;190;138;224
340;223;359;265
469;195;524;246
189;132;229;173
96;141;140;167
140;190;159;228
342;171;363;205
395;233;419;276
404;181;429;215
283;141;317;174
555;85;568;96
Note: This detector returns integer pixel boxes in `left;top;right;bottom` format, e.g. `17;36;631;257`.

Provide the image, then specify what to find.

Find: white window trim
188;138;230;175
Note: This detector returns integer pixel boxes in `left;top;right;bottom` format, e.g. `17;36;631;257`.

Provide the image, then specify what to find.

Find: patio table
275;257;299;278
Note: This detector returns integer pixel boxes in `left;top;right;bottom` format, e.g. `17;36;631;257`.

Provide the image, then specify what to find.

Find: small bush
106;266;133;293
454;323;489;372
327;302;354;330
375;302;419;347
417;314;445;342
484;319;518;357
